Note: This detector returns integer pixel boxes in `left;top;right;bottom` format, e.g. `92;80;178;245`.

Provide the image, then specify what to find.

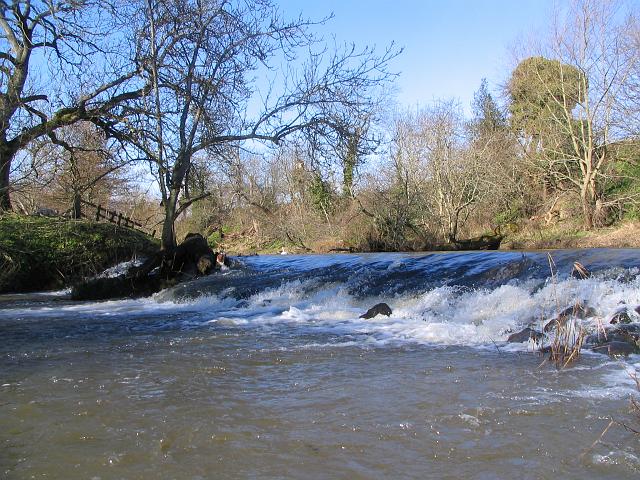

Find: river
2;250;640;478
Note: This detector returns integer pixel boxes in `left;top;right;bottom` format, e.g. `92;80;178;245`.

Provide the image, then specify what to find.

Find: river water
2;250;640;478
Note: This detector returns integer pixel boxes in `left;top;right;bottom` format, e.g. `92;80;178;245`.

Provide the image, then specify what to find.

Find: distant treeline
3;0;639;252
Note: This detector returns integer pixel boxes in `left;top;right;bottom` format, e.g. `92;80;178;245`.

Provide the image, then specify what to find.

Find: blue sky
277;0;555;113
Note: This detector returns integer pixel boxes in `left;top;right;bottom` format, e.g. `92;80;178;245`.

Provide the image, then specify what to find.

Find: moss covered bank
0;215;158;293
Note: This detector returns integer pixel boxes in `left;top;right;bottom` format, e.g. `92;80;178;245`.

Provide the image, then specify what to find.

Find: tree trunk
0;155;10;211
341;134;359;198
342;159;354;198
72;193;82;219
581;190;594;230
0;139;17;211
161;188;179;250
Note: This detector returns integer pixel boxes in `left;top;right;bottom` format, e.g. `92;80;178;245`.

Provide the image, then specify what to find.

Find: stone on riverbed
507;327;543;343
592;341;639;357
609;307;632;325
360;303;392;319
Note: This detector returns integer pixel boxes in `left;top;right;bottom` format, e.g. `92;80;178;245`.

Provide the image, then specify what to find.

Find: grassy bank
0;214;159;293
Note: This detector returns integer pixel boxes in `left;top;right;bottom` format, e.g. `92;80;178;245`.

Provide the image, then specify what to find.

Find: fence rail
80;200;145;231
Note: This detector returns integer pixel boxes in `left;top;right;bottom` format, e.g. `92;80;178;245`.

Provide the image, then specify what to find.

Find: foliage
0;1;145;210
471;78;506;138
0;214;158;293
309;173;335;214
118;0;399;250
3;0;640;255
508;56;584;137
604;142;640;220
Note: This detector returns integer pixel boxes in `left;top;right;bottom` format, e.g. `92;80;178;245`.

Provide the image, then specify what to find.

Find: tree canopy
508;56;584;139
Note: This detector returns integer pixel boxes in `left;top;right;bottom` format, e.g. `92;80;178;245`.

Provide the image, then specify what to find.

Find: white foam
8;269;639;349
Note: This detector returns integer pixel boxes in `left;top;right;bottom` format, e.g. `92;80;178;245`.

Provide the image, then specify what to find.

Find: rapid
2;250;640;478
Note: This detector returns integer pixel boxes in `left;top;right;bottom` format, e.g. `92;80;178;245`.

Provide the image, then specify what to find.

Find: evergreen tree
471;79;505;138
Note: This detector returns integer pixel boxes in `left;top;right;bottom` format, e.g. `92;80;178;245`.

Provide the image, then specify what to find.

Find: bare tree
0;0;148;211
421;101;487;243
125;0;398;250
388;101;489;245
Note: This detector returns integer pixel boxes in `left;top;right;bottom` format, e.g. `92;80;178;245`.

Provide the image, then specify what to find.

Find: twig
580;419;615;459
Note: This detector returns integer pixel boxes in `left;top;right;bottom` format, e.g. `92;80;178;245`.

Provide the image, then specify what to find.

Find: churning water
2;250;640;478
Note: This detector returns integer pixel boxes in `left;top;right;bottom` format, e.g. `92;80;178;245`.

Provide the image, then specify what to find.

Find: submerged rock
507;327;543;343
360;303;392;319
614;323;640;335
586;320;640;357
609;308;632;325
592;341;638;357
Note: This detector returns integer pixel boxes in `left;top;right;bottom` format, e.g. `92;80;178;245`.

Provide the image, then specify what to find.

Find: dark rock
592;341;638;357
360;303;392;319
585;323;640;348
72;274;173;301
449;233;503;251
635;305;640;315
571;261;590;279
580;305;598;319
163;233;215;276
73;234;221;300
543;303;595;332
586;330;633;346
610;308;632;325
507;327;543;343
34;207;59;217
584;333;602;345
615;323;640;334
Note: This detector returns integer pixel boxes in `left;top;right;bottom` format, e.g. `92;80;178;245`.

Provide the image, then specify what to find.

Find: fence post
95;205;101;222
117;213;122;226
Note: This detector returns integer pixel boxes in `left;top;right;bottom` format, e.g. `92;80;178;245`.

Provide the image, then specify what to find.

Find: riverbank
0;214;158;293
503;221;640;250
216;220;640;255
3;214;638;294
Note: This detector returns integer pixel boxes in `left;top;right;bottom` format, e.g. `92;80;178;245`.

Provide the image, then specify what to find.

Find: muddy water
2;251;640;478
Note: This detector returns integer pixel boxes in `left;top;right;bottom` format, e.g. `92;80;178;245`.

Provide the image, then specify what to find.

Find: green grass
207;225;232;248
0;214;159;293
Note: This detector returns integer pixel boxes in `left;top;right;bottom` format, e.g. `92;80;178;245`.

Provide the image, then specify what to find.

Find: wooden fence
80;200;146;232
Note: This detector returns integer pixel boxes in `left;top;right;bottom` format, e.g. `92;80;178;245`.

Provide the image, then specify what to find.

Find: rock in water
72;233;221;300
543;303;595;332
585;323;640;348
197;256;213;275
164;233;215;276
507;328;543;343
360;303;392;319
592;341;638;357
609;308;632;325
